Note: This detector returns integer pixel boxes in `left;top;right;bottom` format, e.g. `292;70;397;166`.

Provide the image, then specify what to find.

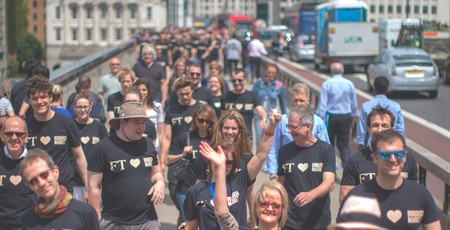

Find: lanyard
208;180;228;230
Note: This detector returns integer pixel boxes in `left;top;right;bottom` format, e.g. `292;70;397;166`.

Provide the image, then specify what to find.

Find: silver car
289;35;315;62
367;48;440;98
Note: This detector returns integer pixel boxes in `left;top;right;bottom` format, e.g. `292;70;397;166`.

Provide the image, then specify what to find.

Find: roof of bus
316;0;368;11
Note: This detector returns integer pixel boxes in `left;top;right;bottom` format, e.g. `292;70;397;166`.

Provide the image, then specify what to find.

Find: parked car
289;35;315;62
366;48;440;98
257;28;274;49
443;55;450;85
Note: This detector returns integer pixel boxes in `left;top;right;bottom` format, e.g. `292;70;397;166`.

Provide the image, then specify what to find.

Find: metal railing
260;56;450;228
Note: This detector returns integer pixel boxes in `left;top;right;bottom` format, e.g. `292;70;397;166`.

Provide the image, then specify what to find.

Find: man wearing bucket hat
88;102;165;229
328;195;386;230
344;130;440;230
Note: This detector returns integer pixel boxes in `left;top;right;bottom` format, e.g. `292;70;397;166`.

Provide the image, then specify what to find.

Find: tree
6;0;28;55
17;33;43;64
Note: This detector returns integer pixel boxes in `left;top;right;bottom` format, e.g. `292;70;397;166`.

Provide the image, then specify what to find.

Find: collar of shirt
332;74;344;79
4;146;28;160
374;94;388;100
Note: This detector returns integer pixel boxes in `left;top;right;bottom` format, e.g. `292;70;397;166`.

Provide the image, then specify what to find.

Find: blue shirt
316;75;358;119
356;94;404;146
265;113;331;174
252;79;287;114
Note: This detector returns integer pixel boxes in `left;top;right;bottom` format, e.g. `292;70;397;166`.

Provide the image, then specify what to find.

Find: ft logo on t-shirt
27;136;68;146
282;162;323;173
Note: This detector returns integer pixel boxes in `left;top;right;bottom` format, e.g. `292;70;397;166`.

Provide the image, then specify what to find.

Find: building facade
46;0;167;69
0;0;6;80
25;0;46;50
168;0;194;27
194;0;257;21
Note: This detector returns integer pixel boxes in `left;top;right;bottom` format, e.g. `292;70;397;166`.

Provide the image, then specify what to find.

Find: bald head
2;116;28;158
330;62;344;75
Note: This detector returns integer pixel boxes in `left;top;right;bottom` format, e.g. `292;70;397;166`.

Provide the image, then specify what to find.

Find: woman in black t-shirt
208;75;226;118
168;58;187;95
168;105;217;229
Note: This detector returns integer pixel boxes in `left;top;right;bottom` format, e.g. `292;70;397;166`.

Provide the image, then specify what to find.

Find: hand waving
198;141;226;167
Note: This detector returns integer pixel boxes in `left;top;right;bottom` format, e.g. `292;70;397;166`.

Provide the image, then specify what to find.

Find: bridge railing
260;56;450;228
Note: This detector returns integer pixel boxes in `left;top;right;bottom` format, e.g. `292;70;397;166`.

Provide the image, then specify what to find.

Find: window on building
86;28;92;41
101;28;108;41
147;7;152;19
33;0;37;8
370;5;375;13
431;6;437;14
33;26;38;33
130;7;137;19
101;6;108;19
397;5;402;13
115;6;122;19
71;7;78;19
72;28;78;41
388;5;393;13
130;28;136;35
56;28;61;41
379;5;384;13
56;6;61;19
86;7;92;19
33;13;37;20
414;5;419;14
116;29;122;40
423;6;428;14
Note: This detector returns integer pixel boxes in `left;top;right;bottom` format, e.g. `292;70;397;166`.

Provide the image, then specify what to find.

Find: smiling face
231;72;246;93
372;139;406;179
287;114;311;145
208;76;221;93
368;114;392;137
195;112;211;133
1;117;28;157
74;98;91;122
23;159;60;204
266;66;278;83
221;118;240;141
29;91;52;117
256;190;283;226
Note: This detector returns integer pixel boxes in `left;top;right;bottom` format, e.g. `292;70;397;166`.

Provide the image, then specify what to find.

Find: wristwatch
269;174;278;180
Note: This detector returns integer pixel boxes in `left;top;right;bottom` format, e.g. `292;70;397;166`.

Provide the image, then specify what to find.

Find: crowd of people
0;26;442;230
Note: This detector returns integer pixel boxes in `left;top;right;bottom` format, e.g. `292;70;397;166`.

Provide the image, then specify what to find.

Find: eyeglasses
197;118;211;125
3;132;27;138
258;201;282;210
26;168;52;186
226;160;234;166
110;63;120;66
373;149;406;161
75;106;91;110
285;124;306;130
190;72;201;76
231;79;244;83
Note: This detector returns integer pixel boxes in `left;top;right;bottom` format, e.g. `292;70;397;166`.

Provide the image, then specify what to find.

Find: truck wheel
429;90;438;99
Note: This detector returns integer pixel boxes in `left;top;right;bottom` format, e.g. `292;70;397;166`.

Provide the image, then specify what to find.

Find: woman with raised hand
185;110;281;229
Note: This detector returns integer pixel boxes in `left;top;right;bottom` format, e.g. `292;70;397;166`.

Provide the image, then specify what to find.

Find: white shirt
248;39;268;57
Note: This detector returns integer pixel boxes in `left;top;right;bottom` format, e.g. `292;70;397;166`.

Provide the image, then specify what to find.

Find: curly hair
26;75;53;98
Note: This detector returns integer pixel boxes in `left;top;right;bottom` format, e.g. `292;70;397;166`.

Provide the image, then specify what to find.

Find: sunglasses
190;72;201;76
285;124;305;130
373;149;406;161
231;79;244;83
75;106;91;110
226;160;234;166
26;168;52;186
3;132;27;138
258;201;282;210
197;118;211;125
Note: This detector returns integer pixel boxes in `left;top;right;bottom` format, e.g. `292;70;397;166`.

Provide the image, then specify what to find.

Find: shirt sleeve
322;143;336;173
421;187;439;224
67;119;82;148
316;83;328;120
340;157;358;186
395;107;405;136
406;153;418;182
87;142;107;172
313;116;331;144
356;105;368;146
350;83;358;117
278;84;287;115
266;120;283;174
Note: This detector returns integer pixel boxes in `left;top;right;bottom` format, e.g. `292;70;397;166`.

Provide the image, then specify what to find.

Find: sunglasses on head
3;132;26;138
26;168;52;186
373;149;406;161
231;79;244;83
258;201;282;210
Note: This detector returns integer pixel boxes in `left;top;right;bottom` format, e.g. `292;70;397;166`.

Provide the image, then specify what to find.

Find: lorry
314;0;379;71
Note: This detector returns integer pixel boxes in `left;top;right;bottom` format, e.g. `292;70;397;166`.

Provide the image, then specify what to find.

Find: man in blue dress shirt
316;62;358;166
265;83;330;180
356;76;404;151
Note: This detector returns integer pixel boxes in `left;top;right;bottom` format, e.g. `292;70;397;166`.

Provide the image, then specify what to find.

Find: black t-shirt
346;179;439;229
195;153;253;181
132;61;165;101
209;39;222;61
144;119;157;141
155;40;170;59
194;40;209;59
106;91;124;117
221;91;261;132
22;199;99;230
167;86;214;108
73;120;108;186
341;147;418;186
155;56;169;70
172;43;184;64
10;79;26;114
212;95;224;119
171;132;211;194
277;141;336;229
88;135;159;224
26;113;82;192
0;152;36;229
164;101;201;155
185;166;252;230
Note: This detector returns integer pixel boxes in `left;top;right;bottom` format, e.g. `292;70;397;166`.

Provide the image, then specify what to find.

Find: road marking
279;57;450;140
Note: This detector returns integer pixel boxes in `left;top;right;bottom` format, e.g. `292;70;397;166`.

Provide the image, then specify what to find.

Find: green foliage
6;0;28;54
17;33;43;64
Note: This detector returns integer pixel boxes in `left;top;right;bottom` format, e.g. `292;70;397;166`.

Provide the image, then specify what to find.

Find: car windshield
258;30;273;39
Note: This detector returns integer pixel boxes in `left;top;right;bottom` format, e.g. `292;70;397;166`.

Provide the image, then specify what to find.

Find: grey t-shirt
225;39;242;60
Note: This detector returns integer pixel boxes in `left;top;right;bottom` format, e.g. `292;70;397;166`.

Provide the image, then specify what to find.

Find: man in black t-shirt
21;149;99;229
0;116;35;230
106;67;136;124
344;130;440;229
132;45;167;105
25;76;87;193
221;69;267;138
88;102;165;228
340;105;417;203
277;107;336;230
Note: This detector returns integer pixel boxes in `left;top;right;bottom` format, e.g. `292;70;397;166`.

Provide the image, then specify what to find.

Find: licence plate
405;70;424;78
